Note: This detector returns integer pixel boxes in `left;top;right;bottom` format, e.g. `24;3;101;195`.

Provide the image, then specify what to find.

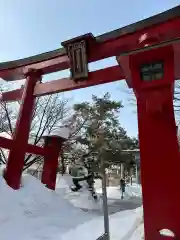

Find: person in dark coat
120;178;126;199
69;163;98;200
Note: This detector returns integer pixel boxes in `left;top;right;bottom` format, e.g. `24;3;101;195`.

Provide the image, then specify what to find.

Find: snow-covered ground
0;175;94;240
56;175;142;210
96;181;141;200
56;174;143;239
0;172;144;240
62;207;144;240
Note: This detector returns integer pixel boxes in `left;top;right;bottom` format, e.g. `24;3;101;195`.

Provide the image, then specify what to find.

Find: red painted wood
0;55;69;81
41;137;63;190
118;45;180;239
34;66;123;97
0;136;46;156
0;66;124;102
137;86;180;239
0;136;12;149
89;18;180;66
159;236;176;239
0;12;180;81
0;88;23;102
4;70;42;189
26;144;46;156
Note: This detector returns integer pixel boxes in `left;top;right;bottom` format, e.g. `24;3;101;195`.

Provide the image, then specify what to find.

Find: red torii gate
0;5;179;240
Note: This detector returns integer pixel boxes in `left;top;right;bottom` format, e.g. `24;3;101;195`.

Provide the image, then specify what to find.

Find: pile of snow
45;126;71;139
129;222;144;240
0;172;144;240
0;174;94;240
62;207;144;240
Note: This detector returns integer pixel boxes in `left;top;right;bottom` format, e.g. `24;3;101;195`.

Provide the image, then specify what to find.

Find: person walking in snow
69;162;98;200
120;178;126;199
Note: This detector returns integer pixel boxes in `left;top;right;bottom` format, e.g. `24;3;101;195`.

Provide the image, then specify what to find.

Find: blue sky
0;0;179;137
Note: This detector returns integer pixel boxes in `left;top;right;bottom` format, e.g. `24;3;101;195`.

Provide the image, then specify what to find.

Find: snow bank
61;207;143;240
0;173;143;240
129;222;144;240
0;175;94;240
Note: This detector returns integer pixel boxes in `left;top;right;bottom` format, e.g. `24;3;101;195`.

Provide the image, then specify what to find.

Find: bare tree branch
0;149;7;164
0;89;70;170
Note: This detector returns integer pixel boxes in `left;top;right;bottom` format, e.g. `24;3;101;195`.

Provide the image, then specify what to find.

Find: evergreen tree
65;93;138;174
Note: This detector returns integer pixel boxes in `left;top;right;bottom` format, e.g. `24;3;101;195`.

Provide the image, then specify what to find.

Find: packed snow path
81;197;142;216
56;175;142;216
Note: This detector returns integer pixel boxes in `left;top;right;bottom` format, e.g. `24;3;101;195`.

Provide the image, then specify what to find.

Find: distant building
122;149;141;184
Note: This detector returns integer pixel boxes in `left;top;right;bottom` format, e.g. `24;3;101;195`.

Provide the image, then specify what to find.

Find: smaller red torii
0;124;70;191
41;127;70;190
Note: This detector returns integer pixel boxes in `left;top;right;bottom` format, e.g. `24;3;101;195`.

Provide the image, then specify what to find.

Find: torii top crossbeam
1;5;180;102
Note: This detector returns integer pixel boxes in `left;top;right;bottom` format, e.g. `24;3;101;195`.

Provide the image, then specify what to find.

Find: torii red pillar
4;69;41;190
117;45;180;239
41;136;64;190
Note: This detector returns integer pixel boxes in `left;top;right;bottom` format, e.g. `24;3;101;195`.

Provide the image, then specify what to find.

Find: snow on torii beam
0;6;180;102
